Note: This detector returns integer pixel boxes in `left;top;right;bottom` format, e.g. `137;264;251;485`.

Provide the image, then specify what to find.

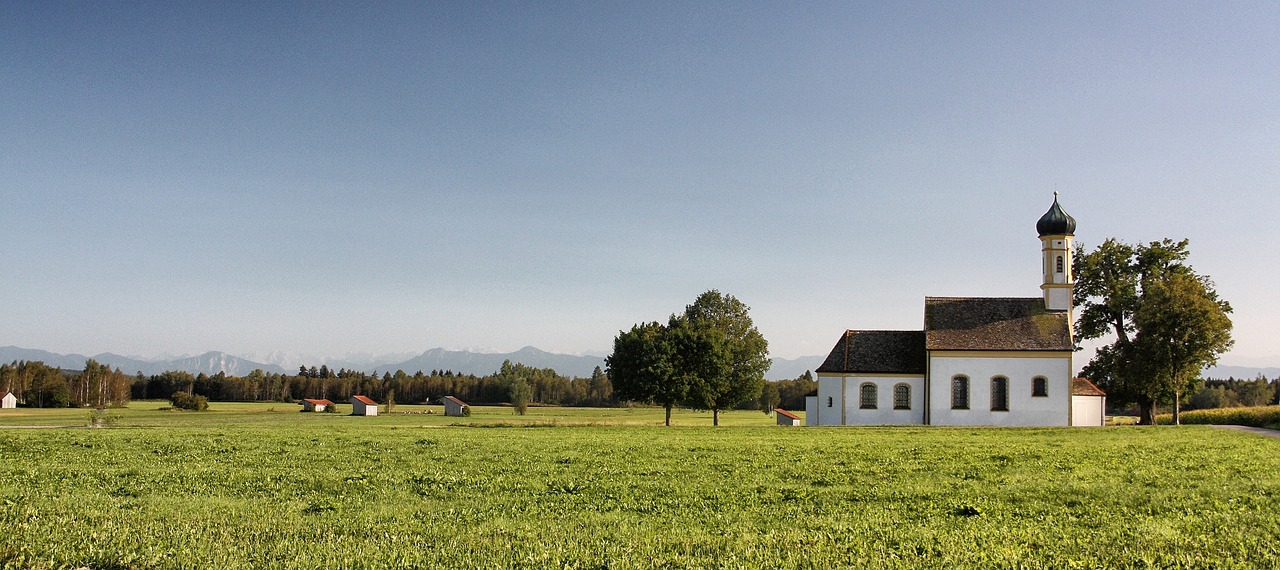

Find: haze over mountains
0;346;827;380
1;346;1269;382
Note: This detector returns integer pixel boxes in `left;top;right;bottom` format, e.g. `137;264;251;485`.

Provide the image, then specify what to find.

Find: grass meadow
1;402;1278;569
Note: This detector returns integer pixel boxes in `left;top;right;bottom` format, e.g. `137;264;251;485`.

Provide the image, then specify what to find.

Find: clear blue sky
3;1;1277;366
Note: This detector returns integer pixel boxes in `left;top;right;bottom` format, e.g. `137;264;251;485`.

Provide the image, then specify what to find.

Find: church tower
1036;193;1076;312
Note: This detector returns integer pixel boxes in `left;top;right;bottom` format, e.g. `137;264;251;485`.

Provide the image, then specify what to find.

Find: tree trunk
713;408;720;427
1138;398;1156;426
664;404;672;427
1173;391;1181;425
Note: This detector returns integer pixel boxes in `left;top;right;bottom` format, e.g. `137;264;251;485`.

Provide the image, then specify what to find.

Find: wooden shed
300;398;334;412
443;396;470;417
350;395;378;416
775;408;802;426
0;391;16;409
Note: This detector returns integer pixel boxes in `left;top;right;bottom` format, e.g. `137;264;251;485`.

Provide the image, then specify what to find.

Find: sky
2;1;1278;368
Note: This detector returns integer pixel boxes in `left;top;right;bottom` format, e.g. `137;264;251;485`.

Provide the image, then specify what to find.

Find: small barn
0;391;16;409
443;395;470;417
351;395;378;416
300;398;335;412
775;408;802;426
1071;377;1107;427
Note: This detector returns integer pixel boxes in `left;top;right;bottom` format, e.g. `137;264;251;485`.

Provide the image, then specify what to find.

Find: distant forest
0;359;819;412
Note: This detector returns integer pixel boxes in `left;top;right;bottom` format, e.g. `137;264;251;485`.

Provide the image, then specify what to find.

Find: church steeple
1038;193;1075;312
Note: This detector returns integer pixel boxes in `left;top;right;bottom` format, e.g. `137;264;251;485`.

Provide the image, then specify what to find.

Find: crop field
1;404;1278;569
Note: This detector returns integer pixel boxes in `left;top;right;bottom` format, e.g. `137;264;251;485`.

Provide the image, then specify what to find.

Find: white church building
806;196;1104;427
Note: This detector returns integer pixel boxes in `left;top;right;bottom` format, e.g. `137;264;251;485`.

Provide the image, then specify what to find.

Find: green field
1;403;1278;569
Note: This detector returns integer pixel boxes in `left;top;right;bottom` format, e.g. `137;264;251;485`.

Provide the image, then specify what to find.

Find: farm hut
443;396;470;417
775;408;802;426
351;395;378;416
0;391;15;409
1070;377;1106;427
300;398;334;412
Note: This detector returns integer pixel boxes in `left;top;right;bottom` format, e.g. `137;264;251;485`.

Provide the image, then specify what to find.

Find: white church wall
805;396;818;426
841;375;925;425
927;352;1072;426
815;375;844;425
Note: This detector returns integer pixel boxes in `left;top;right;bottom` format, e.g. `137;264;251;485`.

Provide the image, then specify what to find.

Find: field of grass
1;405;1278;569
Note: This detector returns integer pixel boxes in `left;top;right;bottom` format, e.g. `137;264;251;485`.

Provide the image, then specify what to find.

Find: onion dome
1036;193;1076;236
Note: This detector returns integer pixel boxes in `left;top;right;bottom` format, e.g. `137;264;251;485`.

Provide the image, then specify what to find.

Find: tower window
859;383;877;409
1032;377;1048;397
827;396;833;408
951;376;969;410
991;377;1009;411
1056;255;1064;273
893;383;911;410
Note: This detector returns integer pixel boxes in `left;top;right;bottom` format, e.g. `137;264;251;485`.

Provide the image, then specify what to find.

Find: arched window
826;396;833;408
991;376;1009;411
1032;376;1048;397
893;383;911;410
951;376;969;410
1056;255;1064;273
859;383;877;409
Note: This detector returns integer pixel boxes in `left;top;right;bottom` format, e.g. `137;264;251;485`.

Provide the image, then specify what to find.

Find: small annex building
1070;377;1107;427
775;408;802;426
0;390;16;409
300;398;334;412
443;396;469;417
350;395;378;416
808;195;1096;427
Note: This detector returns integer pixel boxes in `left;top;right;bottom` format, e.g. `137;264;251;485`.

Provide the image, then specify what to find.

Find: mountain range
0;345;825;380
5;345;1265;382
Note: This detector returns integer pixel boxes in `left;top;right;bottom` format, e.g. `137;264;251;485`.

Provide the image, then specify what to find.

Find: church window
826;396;833;408
951;376;969;410
893;383;911;410
859;383;877;409
991;377;1009;411
1056;255;1064;273
1032;377;1048;397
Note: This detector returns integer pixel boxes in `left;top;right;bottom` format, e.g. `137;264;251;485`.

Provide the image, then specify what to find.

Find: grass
1;405;1278;568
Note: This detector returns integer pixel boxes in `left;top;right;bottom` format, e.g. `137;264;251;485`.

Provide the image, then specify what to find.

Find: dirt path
1210;425;1280;438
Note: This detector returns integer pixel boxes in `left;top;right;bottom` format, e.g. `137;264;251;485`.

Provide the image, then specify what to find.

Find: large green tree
676;290;771;426
606;321;682;425
1074;238;1233;424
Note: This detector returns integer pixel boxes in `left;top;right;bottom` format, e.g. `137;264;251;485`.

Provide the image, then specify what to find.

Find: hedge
1155;405;1280;428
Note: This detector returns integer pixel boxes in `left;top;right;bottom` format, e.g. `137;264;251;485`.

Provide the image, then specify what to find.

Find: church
805;196;1105;427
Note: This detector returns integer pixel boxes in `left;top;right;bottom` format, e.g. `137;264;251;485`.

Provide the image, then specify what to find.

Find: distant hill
384;347;606;378
767;355;825;380
1202;365;1280;380
0;346;287;377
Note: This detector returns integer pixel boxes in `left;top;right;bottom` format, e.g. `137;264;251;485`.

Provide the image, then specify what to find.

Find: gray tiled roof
816;330;926;374
924;297;1073;351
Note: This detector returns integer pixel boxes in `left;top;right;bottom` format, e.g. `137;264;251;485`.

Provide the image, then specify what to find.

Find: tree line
1184;376;1278;411
0;359;131;408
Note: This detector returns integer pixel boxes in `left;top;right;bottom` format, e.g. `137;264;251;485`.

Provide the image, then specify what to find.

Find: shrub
169;391;209;411
1156;405;1280;428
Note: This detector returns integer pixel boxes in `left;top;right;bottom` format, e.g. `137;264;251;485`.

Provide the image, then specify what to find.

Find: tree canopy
606;290;770;426
1074;238;1233;424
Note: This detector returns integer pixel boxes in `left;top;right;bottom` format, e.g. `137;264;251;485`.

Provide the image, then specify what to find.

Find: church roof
816;330;927;374
1036;195;1076;236
924;297;1073;351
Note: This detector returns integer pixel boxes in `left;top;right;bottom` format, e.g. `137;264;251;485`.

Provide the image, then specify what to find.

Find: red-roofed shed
300;398;335;412
350;395;378;416
775;408;802;426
